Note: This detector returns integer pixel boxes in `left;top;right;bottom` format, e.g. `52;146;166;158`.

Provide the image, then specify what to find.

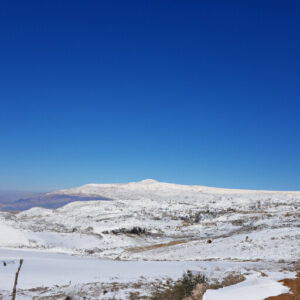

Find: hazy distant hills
0;190;38;203
0;193;111;211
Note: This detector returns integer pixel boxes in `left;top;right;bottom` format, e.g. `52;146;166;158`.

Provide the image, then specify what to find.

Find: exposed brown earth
265;273;300;300
128;240;189;253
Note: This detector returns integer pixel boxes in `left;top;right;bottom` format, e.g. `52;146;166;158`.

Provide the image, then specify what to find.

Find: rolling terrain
0;179;299;299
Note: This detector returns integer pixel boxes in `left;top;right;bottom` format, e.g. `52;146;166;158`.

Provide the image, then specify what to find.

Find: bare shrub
111;227;148;235
150;271;207;300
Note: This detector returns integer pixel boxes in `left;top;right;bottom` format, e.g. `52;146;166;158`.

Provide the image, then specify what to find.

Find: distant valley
0;192;111;211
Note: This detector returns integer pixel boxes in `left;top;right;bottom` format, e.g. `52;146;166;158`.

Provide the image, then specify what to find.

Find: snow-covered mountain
0;179;299;299
1;179;299;260
56;178;300;198
3;179;299;210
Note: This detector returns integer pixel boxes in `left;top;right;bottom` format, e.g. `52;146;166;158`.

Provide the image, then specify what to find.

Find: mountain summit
1;179;300;211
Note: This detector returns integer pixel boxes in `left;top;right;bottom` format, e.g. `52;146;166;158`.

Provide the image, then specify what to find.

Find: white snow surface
0;179;299;299
0;248;205;290
203;273;290;300
0;248;295;299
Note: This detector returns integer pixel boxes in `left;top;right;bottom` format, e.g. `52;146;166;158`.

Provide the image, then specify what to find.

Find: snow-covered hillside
0;179;299;299
1;179;300;260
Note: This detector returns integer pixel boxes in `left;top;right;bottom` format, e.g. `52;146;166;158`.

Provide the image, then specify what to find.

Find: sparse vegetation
208;273;246;289
150;270;207;300
108;226;148;235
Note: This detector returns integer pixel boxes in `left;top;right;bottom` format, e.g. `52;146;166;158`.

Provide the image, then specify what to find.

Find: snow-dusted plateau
0;179;299;299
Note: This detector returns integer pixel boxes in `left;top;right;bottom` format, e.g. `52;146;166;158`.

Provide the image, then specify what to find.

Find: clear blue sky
1;1;300;191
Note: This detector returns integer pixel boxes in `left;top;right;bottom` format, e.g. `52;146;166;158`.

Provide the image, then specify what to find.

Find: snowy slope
0;248;295;299
0;179;299;261
0;180;299;298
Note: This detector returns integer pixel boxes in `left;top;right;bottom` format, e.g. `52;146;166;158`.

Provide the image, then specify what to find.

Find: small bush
111;227;147;235
181;271;207;296
129;227;146;235
150;270;207;300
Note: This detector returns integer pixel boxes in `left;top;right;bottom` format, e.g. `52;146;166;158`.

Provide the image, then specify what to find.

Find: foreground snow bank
0;248;210;291
203;273;290;300
0;248;296;299
0;222;28;247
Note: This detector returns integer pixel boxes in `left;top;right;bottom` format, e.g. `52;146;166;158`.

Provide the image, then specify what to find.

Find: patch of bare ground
128;240;188;253
28;287;48;293
208;273;246;290
264;273;300;300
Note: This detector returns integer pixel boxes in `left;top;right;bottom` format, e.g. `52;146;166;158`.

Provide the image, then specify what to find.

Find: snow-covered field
0;179;299;299
0;248;295;299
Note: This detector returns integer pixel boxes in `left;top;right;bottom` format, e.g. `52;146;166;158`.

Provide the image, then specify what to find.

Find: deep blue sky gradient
1;1;300;191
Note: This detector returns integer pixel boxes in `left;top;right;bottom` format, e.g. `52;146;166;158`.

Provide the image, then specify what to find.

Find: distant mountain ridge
1;179;300;211
56;178;300;198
